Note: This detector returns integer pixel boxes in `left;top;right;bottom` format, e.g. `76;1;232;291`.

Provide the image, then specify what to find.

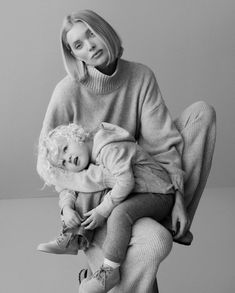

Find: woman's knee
130;218;173;264
193;101;216;126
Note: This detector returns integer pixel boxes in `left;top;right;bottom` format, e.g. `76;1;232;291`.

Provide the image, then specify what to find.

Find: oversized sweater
38;59;184;199
59;122;175;217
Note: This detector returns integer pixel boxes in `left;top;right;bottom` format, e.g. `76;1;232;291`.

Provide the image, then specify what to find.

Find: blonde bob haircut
61;9;123;81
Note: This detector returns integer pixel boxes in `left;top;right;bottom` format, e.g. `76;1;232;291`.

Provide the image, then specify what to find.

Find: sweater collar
80;59;127;94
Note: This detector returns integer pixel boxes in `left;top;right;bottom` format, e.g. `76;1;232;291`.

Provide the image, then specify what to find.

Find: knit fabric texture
38;58;216;292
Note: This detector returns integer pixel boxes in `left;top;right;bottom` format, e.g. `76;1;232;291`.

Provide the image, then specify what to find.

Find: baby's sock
103;258;120;269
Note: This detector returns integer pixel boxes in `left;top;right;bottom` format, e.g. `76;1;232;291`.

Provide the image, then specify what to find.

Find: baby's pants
103;192;174;263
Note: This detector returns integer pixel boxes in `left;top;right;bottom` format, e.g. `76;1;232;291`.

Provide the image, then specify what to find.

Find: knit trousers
81;101;216;293
103;193;174;263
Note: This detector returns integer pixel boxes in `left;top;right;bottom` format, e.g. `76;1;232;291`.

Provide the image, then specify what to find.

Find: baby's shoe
37;231;79;255
79;265;120;293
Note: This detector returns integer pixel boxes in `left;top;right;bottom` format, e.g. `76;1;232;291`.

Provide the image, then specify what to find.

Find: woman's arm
138;69;188;236
51;164;110;193
39;78;75;138
138;70;184;195
171;190;189;238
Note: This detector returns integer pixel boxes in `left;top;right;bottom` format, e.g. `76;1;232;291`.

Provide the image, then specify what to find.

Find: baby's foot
37;231;79;255
79;265;120;293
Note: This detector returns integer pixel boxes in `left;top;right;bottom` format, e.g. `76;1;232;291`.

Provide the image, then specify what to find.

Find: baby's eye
62;160;66;167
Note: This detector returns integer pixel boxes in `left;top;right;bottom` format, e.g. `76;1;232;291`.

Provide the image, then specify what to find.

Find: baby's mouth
74;157;78;166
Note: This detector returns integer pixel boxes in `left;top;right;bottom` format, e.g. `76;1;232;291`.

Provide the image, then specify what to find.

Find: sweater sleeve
138;70;184;195
36;78;110;200
50;164;110;193
95;144;135;218
58;189;77;211
36;78;75;180
38;78;75;140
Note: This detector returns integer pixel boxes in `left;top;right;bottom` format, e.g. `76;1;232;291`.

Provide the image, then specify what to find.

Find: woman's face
66;21;109;69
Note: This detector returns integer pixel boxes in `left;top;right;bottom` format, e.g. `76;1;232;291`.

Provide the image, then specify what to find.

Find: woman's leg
75;190;173;293
103;193;174;263
174;101;216;224
83;218;172;293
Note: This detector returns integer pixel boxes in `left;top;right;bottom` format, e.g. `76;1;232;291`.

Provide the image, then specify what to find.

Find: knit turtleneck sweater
39;59;184;194
81;60;127;94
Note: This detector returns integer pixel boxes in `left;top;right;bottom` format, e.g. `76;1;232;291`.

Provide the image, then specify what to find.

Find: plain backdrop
1;1;235;293
0;0;234;198
0;188;234;292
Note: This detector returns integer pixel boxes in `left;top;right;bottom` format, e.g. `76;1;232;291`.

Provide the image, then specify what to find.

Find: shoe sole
37;246;78;255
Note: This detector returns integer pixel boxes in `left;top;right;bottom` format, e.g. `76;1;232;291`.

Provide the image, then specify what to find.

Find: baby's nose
68;156;72;163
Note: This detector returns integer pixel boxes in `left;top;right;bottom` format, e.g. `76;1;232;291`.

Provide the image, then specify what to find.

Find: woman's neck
95;59;118;76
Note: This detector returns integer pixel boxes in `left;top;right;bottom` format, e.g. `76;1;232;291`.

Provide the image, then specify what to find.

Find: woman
37;9;216;293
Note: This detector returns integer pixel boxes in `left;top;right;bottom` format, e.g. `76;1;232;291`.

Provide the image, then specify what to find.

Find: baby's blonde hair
37;123;90;186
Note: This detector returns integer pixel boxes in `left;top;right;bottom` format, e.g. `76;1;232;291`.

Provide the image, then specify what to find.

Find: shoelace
56;231;76;247
56;232;68;245
56;221;76;246
93;265;113;288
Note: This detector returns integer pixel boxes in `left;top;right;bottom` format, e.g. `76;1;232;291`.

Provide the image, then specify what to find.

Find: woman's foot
78;264;120;293
173;230;194;246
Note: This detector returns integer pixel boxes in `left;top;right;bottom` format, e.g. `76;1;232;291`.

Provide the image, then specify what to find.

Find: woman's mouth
92;50;102;59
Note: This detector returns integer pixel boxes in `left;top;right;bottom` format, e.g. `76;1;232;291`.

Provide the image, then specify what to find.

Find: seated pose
37;9;216;293
38;122;177;292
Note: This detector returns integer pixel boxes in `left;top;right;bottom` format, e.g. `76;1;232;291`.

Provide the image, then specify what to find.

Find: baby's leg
79;193;173;293
103;192;174;263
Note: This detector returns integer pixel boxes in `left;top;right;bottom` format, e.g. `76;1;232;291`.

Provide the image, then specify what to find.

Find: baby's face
50;136;90;172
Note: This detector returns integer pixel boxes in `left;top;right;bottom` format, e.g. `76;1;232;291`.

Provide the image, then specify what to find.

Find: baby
37;122;175;293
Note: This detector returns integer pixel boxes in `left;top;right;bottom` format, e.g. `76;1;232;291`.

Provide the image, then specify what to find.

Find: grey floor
0;188;234;293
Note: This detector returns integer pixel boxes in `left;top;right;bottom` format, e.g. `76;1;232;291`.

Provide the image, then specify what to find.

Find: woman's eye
62;160;66;167
63;146;68;153
87;30;95;38
74;42;83;49
88;30;95;38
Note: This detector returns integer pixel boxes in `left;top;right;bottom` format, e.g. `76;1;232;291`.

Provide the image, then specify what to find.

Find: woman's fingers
84;221;96;230
75;211;84;222
81;216;93;226
84;211;92;217
174;218;187;239
171;215;178;235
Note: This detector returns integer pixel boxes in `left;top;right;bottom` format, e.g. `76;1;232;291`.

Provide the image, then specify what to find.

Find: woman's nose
86;40;95;51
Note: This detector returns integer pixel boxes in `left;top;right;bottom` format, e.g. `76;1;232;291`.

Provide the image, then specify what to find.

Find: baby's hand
82;209;106;230
63;207;83;229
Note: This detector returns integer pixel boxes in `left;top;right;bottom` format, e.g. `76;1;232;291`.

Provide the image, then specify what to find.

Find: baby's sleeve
58;189;77;212
94;144;135;217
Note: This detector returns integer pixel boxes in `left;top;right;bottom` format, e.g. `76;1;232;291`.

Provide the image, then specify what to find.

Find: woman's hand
171;191;190;239
82;209;106;230
63;206;83;229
